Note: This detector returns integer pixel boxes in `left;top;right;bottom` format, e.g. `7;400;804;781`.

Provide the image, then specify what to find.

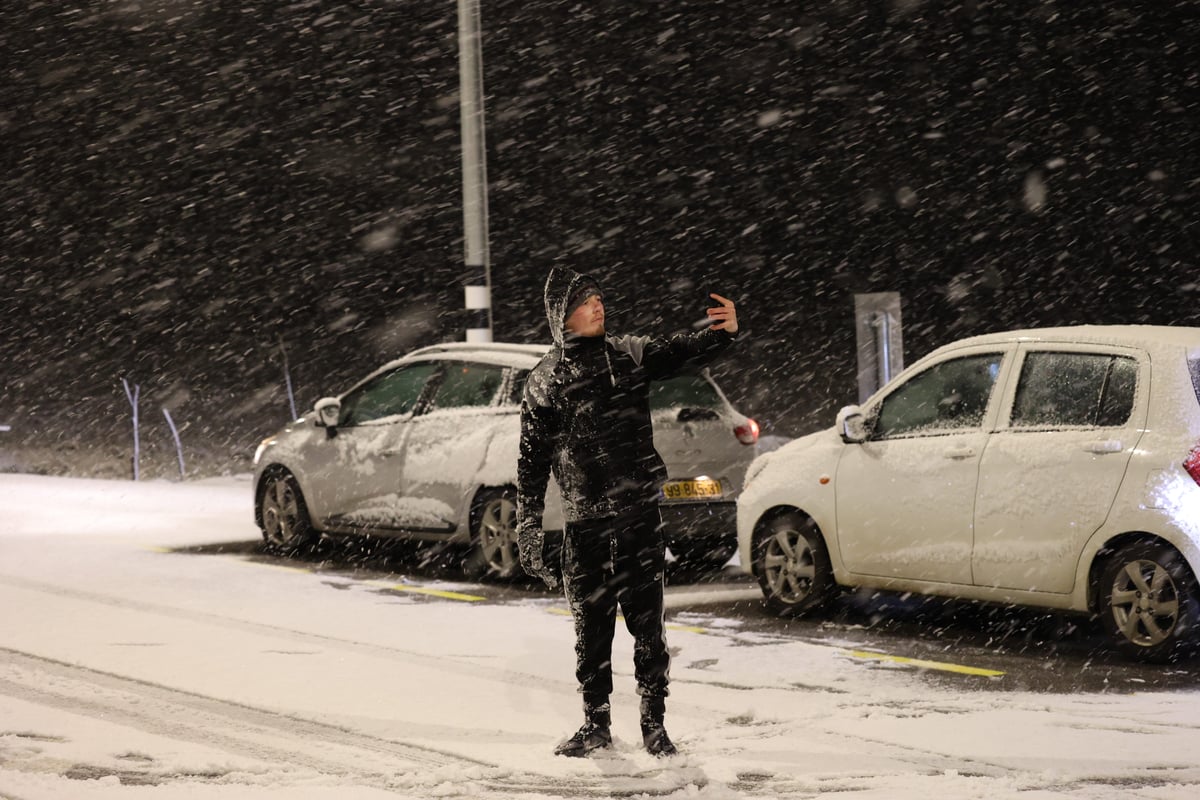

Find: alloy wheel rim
262;478;299;546
478;497;518;574
762;527;816;604
1110;558;1181;647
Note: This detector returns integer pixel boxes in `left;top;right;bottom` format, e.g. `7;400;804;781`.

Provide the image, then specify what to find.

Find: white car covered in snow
737;326;1200;661
254;342;759;578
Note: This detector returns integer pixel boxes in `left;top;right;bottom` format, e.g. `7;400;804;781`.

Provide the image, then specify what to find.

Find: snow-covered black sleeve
516;372;561;532
612;327;736;381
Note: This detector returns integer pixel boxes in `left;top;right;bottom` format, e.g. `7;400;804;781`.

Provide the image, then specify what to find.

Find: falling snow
3;1;1197;479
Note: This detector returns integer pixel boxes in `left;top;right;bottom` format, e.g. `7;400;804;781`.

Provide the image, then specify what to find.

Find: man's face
565;294;605;337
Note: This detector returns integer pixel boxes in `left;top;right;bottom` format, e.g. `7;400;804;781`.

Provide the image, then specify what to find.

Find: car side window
1011;352;1138;428
874;353;1003;439
338;363;438;426
428;363;504;410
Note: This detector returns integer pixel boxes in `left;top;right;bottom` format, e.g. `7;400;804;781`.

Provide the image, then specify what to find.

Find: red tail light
1185;444;1200;487
735;418;760;446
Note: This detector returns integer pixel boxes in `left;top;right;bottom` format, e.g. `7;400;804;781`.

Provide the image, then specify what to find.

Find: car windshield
649;375;723;412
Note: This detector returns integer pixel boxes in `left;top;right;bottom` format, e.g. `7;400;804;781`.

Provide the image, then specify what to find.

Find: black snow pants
561;504;670;701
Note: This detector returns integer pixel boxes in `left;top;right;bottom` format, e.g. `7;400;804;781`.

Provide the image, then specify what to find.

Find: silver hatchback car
254;342;759;577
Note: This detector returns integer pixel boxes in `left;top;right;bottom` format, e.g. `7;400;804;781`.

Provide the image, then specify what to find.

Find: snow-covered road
2;473;1199;799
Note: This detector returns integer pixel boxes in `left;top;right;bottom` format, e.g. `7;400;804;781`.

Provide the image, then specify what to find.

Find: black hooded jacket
517;266;737;536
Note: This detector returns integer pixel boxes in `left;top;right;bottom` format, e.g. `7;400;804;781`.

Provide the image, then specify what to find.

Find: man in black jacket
517;265;739;758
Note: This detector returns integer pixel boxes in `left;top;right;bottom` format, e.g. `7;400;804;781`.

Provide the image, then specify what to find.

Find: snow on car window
339;363;438;426
428;363;504;410
1011;352;1137;428
874;353;1002;438
649;375;722;412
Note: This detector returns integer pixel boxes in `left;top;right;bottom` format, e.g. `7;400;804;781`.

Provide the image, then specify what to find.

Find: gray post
162;407;185;480
278;334;298;420
458;0;493;342
854;293;904;403
121;377;140;481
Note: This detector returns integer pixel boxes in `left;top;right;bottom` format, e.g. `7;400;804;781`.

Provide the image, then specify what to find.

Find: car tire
753;512;837;617
258;470;317;554
1099;540;1200;662
463;487;521;581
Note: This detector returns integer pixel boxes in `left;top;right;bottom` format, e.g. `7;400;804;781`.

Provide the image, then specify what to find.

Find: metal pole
278;334;297;420
121;378;140;481
875;311;893;387
458;0;493;342
162;407;186;480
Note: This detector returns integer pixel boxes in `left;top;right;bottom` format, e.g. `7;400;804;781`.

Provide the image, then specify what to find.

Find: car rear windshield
1190;357;1200;406
649;376;723;411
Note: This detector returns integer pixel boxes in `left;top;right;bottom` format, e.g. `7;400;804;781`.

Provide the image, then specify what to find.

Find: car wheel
258;470;316;554
464;488;521;580
1099;541;1200;662
754;512;836;617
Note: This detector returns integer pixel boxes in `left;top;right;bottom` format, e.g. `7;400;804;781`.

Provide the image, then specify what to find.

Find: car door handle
943;447;976;460
1084;440;1123;454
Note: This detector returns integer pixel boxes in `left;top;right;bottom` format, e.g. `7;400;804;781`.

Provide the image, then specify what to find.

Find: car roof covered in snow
938;325;1200;354
336;342;551;399
400;341;551;368
348;343;550;383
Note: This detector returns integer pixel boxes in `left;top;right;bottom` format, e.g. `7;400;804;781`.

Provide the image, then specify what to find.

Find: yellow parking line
363;580;485;602
843;649;1005;677
129;549;1009;651
547;607;708;635
237;561;314;576
220;559;484;601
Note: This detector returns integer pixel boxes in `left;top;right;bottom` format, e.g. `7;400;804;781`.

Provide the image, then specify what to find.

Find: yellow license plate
661;479;723;500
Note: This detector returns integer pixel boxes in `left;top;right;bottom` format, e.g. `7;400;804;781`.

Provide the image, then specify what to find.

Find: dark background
2;0;1197;476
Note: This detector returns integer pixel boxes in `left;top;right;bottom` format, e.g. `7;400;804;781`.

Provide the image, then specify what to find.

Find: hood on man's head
564;280;603;321
543;266;605;346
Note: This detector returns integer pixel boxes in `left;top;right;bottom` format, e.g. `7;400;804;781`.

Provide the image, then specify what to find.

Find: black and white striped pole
458;0;493;342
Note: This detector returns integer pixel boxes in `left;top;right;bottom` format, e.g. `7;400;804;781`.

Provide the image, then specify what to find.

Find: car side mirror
314;397;341;430
837;404;869;444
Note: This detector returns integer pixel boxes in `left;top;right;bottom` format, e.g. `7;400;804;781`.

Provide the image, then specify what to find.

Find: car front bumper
659;501;736;545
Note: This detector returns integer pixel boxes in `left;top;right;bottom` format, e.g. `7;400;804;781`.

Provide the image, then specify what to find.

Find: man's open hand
707;293;738;334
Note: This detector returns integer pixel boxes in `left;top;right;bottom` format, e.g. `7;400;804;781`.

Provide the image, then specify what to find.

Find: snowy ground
2;473;1200;799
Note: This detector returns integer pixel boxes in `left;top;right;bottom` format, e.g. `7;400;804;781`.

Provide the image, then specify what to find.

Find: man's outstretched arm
613;293;740;381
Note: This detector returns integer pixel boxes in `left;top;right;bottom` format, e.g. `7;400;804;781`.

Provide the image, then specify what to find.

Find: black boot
555;697;612;757
640;696;677;757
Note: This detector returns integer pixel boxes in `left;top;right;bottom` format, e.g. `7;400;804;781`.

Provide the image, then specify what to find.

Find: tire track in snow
0;572;581;697
0;649;740;800
0;647;485;784
0;574;1059;797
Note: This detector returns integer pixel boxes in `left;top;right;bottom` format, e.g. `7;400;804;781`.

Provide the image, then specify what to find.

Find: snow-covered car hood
743;426;837;491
